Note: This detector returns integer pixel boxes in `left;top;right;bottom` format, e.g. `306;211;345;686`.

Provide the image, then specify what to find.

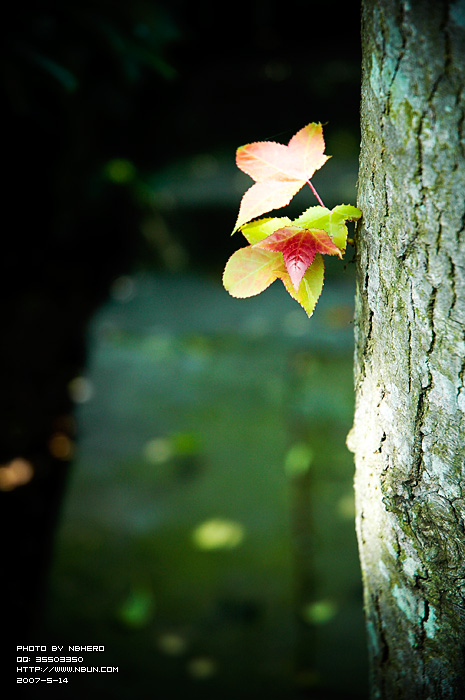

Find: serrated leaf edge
278;255;325;318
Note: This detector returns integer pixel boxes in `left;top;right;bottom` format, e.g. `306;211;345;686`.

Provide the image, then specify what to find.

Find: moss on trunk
349;1;465;697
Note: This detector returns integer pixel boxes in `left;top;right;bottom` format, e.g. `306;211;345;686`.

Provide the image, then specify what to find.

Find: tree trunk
348;1;465;698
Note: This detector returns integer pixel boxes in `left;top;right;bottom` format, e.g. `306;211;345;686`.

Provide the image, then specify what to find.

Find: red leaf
278;253;325;318
256;227;341;291
233;123;329;231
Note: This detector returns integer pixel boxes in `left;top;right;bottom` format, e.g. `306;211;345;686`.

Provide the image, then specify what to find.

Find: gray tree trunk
347;1;465;698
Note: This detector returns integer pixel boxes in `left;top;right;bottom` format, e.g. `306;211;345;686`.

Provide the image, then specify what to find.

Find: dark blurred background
3;1;366;698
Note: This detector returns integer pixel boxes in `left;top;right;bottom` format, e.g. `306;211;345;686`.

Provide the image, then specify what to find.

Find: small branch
306;179;325;208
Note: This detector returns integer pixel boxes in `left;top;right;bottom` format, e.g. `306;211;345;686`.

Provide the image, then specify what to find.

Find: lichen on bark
349;1;465;698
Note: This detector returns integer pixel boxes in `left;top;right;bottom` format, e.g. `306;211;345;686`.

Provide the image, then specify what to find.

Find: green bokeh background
46;274;367;698
5;1;368;697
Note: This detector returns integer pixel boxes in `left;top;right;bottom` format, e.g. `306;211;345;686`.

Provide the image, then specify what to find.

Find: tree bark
348;1;465;698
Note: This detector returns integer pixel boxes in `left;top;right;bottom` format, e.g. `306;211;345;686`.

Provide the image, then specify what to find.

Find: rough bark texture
348;0;465;698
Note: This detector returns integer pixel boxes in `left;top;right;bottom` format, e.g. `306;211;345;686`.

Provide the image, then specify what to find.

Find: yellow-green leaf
241;216;293;244
277;254;325;318
223;246;283;298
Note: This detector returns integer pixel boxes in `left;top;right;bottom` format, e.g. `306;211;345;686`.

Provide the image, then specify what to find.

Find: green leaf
293;204;361;252
278;254;325;318
331;204;362;220
327;204;362;251
223;246;283;298
292;205;331;229
241;216;293;244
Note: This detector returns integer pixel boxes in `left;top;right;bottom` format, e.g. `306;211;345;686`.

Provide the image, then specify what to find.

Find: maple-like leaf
233;123;329;232
223;204;361;314
278;253;325;316
241;216;293;245
256;226;341;291
222;244;325;318
223;119;362;319
294;203;361;252
222;246;282;298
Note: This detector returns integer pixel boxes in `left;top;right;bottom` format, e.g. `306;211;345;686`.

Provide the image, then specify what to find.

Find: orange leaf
233;123;329;231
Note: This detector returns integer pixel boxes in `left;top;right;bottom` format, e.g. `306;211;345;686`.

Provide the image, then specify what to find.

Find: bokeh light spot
337;492;356;519
171;431;202;456
116;586;155;629
302;599;338;625
143;437;173;465
68;376;94;404
192;518;245;551
157;632;188;656
110;275;136;302
0;458;34;491
284;442;314;477
49;433;74;460
144;432;202;465
187;657;217;679
104;158;136;184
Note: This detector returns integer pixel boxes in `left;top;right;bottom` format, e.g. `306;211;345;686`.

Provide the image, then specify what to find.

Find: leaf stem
306;179;325;208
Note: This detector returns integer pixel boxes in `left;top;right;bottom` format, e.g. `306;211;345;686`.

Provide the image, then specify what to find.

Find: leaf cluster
223;124;361;317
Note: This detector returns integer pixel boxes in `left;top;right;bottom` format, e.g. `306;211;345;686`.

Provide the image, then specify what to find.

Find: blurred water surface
46;272;368;699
